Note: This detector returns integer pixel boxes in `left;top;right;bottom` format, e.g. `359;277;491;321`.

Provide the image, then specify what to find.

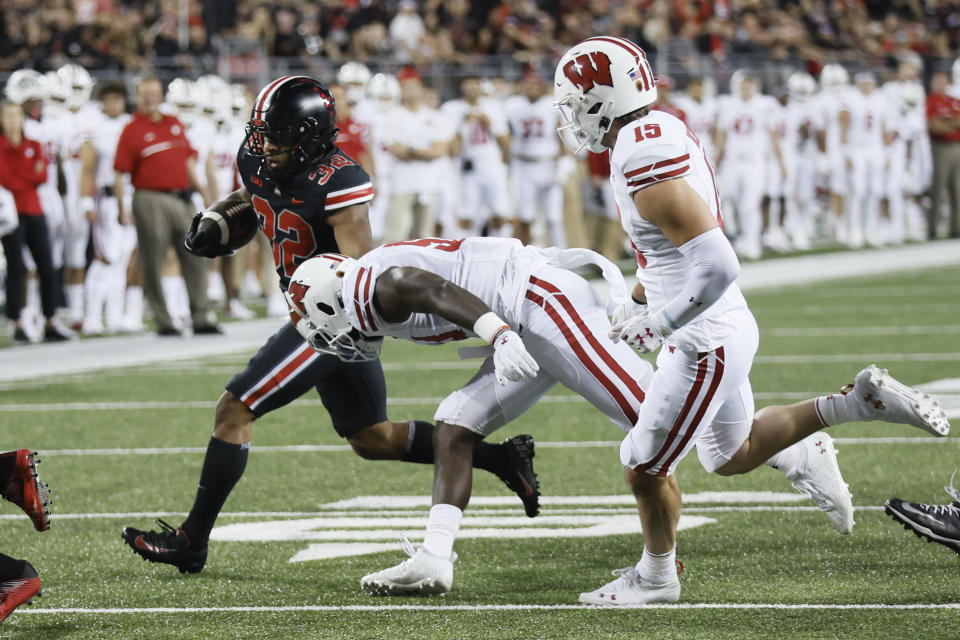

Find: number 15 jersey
609;109;750;351
237;145;374;291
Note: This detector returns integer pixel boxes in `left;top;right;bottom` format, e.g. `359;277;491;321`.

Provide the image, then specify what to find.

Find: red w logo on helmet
562;52;614;93
287;280;310;325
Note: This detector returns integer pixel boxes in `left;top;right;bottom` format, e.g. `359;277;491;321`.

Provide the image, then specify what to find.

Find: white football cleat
787;432;854;535
361;537;454;596
579;567;680;606
849;365;950;437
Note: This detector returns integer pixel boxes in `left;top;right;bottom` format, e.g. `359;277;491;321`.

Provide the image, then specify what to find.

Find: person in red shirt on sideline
0;102;73;343
926;70;960;239
114;77;220;336
330;83;376;178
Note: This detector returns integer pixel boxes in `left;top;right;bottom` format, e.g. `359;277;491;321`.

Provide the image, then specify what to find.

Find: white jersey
342;237;522;343
441;98;508;166
90;111;131;189
844;89;886;152
503;94;560;161
609;110;750;351
672;94;715;158
715;95;770;162
211;118;245;200
382;104;450;195
815;90;848;158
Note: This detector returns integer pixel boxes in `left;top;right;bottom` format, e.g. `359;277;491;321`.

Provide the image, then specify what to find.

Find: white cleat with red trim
361;537;454;596
849;365;950;437
578;567;680;606
786;432;854;535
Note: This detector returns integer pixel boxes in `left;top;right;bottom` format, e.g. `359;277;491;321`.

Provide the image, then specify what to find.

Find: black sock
473;440;506;476
0;553;25;580
182;437;249;548
401;420;436;464
400;420;506;475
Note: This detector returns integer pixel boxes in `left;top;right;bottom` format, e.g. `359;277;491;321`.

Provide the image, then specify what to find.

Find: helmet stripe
253;75;312;117
584;36;654;92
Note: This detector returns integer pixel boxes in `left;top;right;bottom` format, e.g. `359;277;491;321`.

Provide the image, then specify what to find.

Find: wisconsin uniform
609;109;759;477
227;142;381;432
341;236;652;435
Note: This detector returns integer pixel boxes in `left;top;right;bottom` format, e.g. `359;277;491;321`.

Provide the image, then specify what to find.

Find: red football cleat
0;561;42;625
1;450;51;532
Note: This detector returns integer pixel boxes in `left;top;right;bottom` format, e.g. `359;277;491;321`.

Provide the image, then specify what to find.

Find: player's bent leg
212;390;256;444
0;557;42;625
623;470;681;554
0;450;51;532
345;420;411;460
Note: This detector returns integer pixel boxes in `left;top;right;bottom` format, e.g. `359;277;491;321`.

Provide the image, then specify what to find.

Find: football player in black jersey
121;76;539;574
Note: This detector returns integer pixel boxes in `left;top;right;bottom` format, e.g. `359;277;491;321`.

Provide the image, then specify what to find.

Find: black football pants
2;214;57;321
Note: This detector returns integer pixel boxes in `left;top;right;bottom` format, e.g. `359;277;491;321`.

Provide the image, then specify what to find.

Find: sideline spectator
113;77;220;336
0;101;72;343
927;70;960;239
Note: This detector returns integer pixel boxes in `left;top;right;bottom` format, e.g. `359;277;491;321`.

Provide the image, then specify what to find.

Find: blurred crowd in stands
3;1;960;78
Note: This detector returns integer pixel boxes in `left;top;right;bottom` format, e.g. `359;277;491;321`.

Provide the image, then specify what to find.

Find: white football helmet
819;64;849;93
166;78;201;126
44;70;70;108
57;63;93;111
4;69;46;104
338;61;372;105
787;71;816;103
367;73;400;111
196;74;228;118
899;81;925;114
286;254;383;362
553;36;658;153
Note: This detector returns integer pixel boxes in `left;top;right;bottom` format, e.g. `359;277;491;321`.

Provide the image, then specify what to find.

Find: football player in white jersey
713;71;786;259
286;237;654;596
362;73;401;242
554;35;949;606
503;71;565;247
441;76;512;237
844;72;890;247
672;76;716;162
883;81;929;244
77;81;134;334
57;64;98;328
815;64;851;243
784;72;819;249
761;87;793;252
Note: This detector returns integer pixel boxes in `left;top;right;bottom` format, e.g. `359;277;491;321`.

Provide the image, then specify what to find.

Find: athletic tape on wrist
473;311;510;345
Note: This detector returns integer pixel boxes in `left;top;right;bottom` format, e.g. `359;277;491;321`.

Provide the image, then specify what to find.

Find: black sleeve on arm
373;266;492;328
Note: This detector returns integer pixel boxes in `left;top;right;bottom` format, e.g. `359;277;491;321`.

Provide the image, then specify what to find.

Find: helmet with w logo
244;76;339;180
553;36;657;153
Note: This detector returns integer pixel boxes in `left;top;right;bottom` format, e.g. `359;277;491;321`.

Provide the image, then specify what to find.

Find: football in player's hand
184;201;259;258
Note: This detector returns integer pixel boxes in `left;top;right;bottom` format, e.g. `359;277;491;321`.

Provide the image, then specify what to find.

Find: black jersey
237;146;374;290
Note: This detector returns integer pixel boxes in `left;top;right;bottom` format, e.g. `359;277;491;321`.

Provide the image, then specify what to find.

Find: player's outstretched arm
611;178;739;350
374;267;538;384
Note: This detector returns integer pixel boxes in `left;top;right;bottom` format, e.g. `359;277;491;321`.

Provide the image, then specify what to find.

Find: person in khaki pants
114;77;220;335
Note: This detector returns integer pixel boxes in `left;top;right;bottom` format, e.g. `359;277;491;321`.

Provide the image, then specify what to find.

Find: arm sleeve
652;226;740;337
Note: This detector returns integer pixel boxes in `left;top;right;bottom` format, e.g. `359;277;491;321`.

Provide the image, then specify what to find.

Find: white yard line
18;603;960;614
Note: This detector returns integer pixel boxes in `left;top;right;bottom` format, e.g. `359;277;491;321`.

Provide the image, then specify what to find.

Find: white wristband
473;311;510;344
80;196;96;213
200;210;229;245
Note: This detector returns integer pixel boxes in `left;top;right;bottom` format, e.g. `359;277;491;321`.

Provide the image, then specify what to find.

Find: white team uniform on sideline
815;90;849;196
673;94;716;162
784;100;819;244
25;110;67;271
503;93;564;246
355;100;393;241
715;94;770;257
341;236;652;435
763;96;790;199
186;117;217;211
441;98;512;234
843;88;887;245
608;110;759;476
60;104;101;270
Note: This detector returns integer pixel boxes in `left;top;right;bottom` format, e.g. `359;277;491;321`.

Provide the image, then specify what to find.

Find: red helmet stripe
584;36;653;92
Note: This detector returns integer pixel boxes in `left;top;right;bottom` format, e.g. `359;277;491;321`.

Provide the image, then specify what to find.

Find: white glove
492;329;539;386
609;310;666;353
610;296;647;327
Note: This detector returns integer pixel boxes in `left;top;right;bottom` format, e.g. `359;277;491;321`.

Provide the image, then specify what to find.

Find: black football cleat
0;450;51;532
885;472;960;556
0;560;42;625
498;435;540;518
122;519;207;573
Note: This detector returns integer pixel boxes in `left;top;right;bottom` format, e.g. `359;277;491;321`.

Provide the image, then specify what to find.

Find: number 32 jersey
237;145;374;290
609;110;749;351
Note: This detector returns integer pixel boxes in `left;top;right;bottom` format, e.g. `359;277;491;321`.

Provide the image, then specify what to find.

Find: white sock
66;283;84;320
814;392;863;427
25;277;40;316
636;546;677;585
125;286;143;325
421;503;463;559
765;439;807;479
83;262;107;325
104;265;126;330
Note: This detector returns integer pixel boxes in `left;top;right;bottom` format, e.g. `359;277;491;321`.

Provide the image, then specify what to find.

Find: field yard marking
758;303;959;315
767;325;960;337
19;603;960;614
20;436;957;457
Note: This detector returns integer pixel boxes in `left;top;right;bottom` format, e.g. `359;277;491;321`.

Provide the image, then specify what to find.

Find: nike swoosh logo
135;535;163;554
291;197;304;204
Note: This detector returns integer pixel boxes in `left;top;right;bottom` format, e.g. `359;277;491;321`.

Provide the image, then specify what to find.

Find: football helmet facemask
286;254;382;362
244;76;339;181
553;36;658;153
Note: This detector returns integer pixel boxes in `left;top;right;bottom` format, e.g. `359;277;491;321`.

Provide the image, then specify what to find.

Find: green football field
1;264;959;639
